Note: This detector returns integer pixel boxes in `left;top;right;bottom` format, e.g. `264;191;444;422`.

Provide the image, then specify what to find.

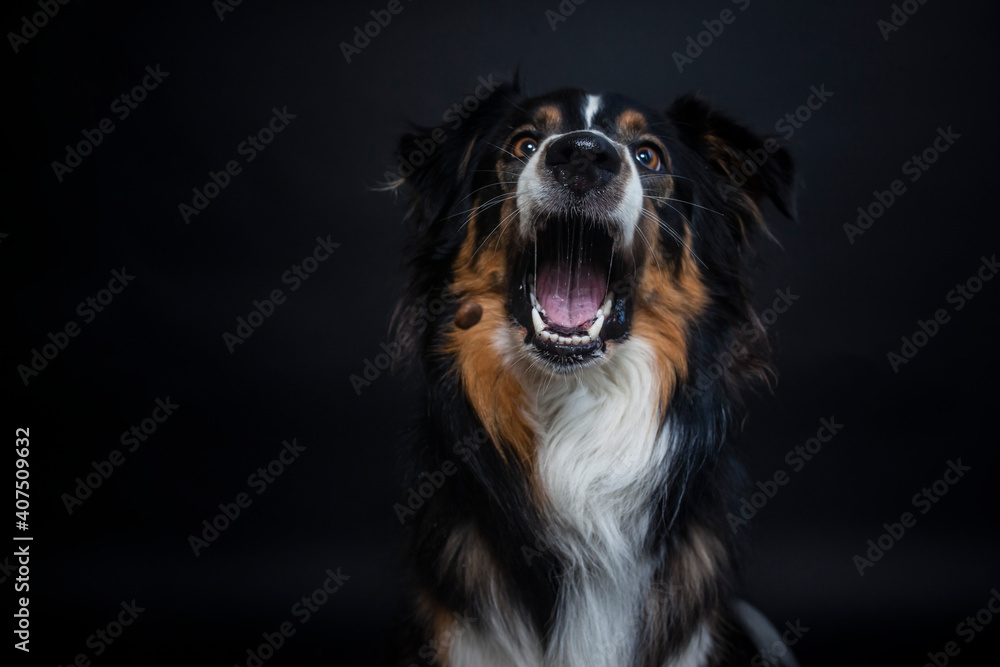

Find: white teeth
601;292;614;318
531;307;546;334
587;312;604;339
530;301;602;347
529;291;545;316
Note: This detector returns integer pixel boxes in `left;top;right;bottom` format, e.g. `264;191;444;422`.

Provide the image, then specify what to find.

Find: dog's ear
389;78;520;366
668;93;797;222
389;78;521;227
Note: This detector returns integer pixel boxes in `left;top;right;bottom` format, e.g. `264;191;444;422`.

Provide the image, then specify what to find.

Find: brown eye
513;135;539;159
635;145;662;171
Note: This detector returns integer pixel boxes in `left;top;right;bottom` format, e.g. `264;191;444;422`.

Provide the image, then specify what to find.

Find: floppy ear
668;93;797;222
389;79;521;229
388;78;520;365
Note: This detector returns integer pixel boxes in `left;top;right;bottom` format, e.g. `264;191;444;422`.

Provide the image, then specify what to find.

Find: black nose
544;131;622;194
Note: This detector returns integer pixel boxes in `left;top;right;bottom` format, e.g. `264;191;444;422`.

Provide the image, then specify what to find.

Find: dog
388;79;799;666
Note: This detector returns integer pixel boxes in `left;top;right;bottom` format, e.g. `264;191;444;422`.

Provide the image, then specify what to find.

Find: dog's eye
634;145;662;171
513;136;539;159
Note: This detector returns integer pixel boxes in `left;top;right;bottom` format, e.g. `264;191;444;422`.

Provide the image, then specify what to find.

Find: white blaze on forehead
584;94;601;128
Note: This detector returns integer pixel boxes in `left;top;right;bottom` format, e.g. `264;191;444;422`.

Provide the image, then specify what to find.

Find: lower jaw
517;286;632;369
529;287;613;348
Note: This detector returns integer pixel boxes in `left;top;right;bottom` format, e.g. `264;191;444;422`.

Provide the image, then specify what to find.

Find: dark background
4;0;999;665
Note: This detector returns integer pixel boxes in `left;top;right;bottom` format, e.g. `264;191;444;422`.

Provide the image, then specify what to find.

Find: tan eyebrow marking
616;109;649;143
533;105;562;132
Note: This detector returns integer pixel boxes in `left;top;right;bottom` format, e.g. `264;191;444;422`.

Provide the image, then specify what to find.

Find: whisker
640;207;707;269
469;169;523;177
639;172;699;183
446;189;515;217
645;196;724;216
643;199;701;240
497;92;528;114
448;191;517;227
634;222;661;274
472;203;521;259
484;142;526;165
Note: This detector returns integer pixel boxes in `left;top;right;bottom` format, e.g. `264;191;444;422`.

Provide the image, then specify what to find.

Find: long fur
389;79;798;667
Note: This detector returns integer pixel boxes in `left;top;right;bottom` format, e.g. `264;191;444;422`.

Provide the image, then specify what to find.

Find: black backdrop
5;0;999;665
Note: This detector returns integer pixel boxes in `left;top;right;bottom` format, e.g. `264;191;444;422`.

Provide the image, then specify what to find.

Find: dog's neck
527;335;670;565
446;330;724;666
518;337;713;666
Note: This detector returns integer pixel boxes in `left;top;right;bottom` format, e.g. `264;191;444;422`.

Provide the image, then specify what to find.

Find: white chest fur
531;337;672;666
449;335;710;666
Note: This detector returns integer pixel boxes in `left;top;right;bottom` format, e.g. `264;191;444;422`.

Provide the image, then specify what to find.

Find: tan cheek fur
626;199;709;414
442;199;537;470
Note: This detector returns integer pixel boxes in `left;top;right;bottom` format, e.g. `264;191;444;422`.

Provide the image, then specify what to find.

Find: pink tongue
536;260;605;329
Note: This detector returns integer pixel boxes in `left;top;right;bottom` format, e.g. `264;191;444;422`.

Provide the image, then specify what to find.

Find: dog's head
392;81;795;437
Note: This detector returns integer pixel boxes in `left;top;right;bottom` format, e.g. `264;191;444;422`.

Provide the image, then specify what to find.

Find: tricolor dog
388;79;799;667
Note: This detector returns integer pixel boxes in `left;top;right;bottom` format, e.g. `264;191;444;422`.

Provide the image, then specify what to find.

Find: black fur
388;79;798;666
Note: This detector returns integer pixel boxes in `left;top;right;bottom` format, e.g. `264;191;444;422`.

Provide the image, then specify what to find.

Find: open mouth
508;218;632;368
